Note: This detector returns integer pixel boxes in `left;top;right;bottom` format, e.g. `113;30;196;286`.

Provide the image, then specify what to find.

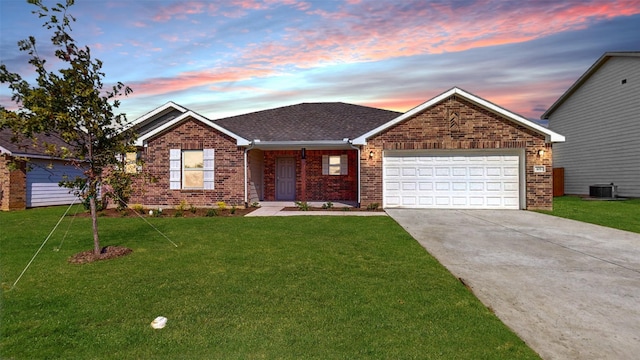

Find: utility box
589;184;617;198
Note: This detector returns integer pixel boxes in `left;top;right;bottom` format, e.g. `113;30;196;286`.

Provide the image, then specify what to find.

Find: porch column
300;148;306;200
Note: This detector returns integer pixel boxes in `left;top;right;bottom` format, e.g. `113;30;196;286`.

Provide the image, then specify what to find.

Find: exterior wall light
369;150;374;159
538;149;545;157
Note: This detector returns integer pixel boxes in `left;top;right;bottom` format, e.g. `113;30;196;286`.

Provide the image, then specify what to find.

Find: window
124;152;139;174
322;154;348;175
183;150;204;188
170;149;214;190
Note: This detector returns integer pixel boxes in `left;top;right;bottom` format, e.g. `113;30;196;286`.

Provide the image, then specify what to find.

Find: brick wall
0;154;27;211
262;149;357;201
130;119;246;208
361;96;553;210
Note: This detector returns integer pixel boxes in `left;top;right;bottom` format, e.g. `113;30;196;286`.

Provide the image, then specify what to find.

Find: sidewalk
245;202;387;217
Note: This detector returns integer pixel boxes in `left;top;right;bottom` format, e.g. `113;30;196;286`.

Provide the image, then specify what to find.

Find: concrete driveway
386;209;640;360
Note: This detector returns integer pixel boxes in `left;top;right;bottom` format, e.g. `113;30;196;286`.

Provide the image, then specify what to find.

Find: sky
1;0;639;125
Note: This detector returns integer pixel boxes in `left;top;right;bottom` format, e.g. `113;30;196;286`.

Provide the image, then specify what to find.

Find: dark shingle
0;128;76;157
215;102;401;141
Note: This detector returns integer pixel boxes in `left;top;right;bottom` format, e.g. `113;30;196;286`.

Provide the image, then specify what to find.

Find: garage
383;152;522;209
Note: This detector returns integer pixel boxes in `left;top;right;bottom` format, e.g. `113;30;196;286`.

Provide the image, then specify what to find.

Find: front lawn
1;206;538;359
539;196;640;233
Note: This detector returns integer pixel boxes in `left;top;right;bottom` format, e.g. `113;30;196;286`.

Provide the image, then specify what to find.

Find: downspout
244;141;256;207
348;140;361;207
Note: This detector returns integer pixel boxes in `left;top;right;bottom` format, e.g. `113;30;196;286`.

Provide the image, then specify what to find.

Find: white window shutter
203;149;215;189
322;155;329;175
169;149;181;190
340;154;348;175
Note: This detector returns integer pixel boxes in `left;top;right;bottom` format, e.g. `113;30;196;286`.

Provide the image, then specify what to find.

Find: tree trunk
89;195;101;255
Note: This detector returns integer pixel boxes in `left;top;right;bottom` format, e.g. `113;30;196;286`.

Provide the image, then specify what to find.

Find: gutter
250;140;353;150
244;141;256;206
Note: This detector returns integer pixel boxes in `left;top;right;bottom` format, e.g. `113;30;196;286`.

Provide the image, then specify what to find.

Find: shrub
322;201;334;209
130;204;144;214
230;206;237;214
366;203;380;211
176;200;188;211
174;210;183;218
217;201;227;210
189;205;197;214
295;201;310;211
205;209;218;217
152;208;163;217
250;202;261;208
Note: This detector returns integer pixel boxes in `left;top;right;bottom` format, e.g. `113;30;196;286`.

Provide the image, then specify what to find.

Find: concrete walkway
387;209;640;360
245;201;387;217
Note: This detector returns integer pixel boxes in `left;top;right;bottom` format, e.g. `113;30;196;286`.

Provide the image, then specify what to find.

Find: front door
276;157;296;200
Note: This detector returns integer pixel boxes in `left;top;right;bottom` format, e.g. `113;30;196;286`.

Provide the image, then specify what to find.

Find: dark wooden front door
276;157;296;200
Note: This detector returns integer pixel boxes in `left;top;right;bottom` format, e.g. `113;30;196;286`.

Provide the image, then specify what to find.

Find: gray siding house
1;128;83;210
542;52;640;197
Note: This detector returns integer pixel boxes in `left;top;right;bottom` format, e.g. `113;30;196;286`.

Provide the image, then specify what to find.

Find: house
128;87;564;210
0;128;84;210
542;52;640;197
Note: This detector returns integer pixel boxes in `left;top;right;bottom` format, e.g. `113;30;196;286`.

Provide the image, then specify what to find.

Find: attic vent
621;79;627;84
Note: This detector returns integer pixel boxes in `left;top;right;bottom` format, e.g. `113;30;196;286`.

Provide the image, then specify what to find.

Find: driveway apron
387;209;640;360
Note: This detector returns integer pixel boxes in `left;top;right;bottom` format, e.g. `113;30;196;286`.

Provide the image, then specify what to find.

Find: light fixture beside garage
369;150;374;159
538;149;545;157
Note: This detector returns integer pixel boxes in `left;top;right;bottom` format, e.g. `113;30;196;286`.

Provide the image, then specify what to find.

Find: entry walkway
388;209;640;360
245;201;387;217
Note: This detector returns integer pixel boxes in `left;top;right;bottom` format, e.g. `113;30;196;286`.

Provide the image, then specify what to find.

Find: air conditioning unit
589;183;617;198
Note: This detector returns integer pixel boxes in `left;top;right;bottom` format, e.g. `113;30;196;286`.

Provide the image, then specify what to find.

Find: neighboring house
542;52;640;197
129;87;564;210
0;128;83;210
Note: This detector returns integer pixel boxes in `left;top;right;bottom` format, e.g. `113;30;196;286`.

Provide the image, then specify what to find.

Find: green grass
539;196;640;233
1;206;538;359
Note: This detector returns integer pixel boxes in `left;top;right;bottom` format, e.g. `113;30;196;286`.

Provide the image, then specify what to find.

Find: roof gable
135;110;250;146
542;52;640;119
353;87;565;144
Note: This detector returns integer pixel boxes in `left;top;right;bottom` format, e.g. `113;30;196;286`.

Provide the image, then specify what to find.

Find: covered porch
247;143;360;204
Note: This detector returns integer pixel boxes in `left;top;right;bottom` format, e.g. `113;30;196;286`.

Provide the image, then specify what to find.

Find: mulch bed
282;207;384;212
68;246;133;264
73;207;256;218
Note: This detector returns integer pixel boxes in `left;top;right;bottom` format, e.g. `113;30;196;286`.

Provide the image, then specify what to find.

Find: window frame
169;148;214;190
322;154;348;176
182;150;204;189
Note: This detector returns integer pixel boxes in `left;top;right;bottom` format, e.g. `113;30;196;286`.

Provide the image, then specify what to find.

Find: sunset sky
1;0;639;124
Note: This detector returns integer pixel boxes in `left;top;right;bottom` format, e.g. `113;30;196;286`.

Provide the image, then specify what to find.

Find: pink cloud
360;97;425;113
153;1;209;22
230;0;268;10
245;0;640;70
128;67;279;97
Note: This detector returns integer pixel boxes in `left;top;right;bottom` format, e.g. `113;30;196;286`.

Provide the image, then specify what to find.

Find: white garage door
383;153;521;209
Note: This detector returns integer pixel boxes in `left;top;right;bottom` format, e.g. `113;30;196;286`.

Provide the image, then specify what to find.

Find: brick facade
261;149;357;202
130;118;246;208
0;154;27;211
360;96;553;210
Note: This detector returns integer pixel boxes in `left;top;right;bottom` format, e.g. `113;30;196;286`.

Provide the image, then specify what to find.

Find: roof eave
542;52;640;119
128;101;188;129
135;111;250;147
251;140;352;150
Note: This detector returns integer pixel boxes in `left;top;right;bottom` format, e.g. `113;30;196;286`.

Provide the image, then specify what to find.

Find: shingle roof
214;102;401;141
0;127;72;158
